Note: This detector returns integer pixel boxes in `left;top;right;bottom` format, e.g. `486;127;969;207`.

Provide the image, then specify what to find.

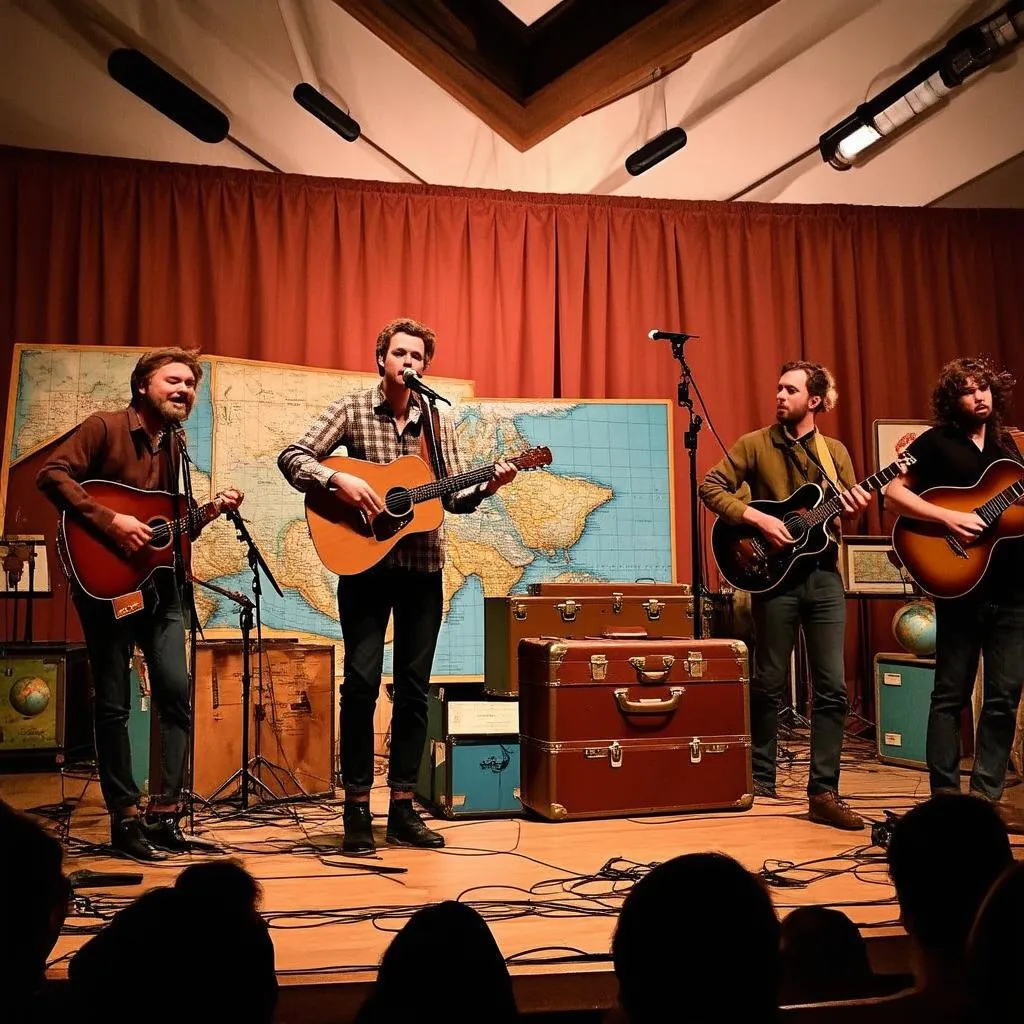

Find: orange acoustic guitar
304;447;553;576
58;481;225;601
891;458;1024;599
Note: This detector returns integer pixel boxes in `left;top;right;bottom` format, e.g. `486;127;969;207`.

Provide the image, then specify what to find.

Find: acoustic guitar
58;481;224;600
710;453;915;594
304;447;553;576
891;457;1024;599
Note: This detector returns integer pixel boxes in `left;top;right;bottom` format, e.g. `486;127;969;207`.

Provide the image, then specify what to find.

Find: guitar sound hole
147;518;172;550
384;488;412;517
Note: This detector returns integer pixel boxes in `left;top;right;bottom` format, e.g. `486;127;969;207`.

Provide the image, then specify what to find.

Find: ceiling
1;0;1022;207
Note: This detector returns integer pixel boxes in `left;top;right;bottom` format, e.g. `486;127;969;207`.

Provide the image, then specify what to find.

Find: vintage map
3;345;676;680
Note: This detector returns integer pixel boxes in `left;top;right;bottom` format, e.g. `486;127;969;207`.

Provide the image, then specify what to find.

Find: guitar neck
150;500;221;543
407;464;503;505
978;479;1024;524
806;462;905;528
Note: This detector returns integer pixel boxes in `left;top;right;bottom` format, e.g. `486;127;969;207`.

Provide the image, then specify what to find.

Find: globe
9;676;51;717
892;600;937;657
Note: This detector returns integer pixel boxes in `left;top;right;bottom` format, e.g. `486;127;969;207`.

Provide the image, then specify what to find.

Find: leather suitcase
518;635;753;821
484;588;702;696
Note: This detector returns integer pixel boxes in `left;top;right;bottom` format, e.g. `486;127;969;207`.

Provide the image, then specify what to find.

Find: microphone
649;329;700;342
402;368;451;406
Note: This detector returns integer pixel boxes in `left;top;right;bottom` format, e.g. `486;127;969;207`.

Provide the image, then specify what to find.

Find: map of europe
3;346;676;680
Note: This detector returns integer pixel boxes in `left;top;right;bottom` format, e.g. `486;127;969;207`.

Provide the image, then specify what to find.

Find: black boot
142;813;198;853
342;802;375;855
110;815;169;863
386;800;444;848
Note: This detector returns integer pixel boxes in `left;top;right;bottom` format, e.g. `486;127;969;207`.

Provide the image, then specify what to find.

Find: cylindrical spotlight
625;126;687;176
107;48;229;143
293;83;360;142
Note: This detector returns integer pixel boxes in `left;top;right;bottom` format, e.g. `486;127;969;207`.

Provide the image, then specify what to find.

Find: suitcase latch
690;737;702;763
684;651;705;677
583;740;623;768
627;655;675;684
643;598;664;621
589;654;608;680
513;602;527;621
612;592;623;614
557;600;579;622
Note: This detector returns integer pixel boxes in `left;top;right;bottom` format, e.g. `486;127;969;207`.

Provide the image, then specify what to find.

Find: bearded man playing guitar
885;357;1024;809
699;361;871;830
278;318;516;854
37;348;244;862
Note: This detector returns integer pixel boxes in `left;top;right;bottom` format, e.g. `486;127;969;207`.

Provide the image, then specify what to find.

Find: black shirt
904;422;1024;602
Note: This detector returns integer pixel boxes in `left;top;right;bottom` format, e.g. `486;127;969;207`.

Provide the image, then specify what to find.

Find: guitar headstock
511;446;553;471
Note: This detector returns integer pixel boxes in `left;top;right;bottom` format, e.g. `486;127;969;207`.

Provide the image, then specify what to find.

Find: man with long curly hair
700;361;871;830
886;357;1024;808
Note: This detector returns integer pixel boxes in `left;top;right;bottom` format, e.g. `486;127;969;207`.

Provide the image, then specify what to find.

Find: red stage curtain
3;145;1024;708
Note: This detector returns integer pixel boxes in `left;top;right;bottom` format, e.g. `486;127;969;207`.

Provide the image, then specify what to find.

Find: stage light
625;126;687;176
293;83;361;142
107;48;229;144
820;0;1024;170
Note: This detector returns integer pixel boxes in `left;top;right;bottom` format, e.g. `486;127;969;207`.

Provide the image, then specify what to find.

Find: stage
7;733;1022;1023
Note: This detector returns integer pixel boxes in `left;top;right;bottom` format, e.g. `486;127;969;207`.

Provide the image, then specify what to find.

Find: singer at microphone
402;367;452;406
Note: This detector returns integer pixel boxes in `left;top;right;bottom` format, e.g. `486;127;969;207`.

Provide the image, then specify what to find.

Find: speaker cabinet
0;643;93;767
188;640;336;803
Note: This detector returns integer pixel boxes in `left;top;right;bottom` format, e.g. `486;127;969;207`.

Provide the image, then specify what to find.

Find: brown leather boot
808;791;865;831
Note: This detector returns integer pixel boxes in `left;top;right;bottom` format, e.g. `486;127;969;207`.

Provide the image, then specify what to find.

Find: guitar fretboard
800;461;906;529
386;459;524;512
149;502;219;543
978;480;1024;524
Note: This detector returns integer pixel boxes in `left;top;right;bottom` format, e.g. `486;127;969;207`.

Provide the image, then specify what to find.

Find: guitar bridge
944;534;969;559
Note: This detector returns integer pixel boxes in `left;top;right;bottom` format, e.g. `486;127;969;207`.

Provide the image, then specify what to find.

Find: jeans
72;573;191;812
750;567;849;795
337;566;443;794
928;596;1024;800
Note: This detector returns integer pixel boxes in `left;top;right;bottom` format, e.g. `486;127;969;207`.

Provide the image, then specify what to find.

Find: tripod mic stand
667;335;707;638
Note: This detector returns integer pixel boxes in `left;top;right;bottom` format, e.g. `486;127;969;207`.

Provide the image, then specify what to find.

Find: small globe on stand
892;600;937;657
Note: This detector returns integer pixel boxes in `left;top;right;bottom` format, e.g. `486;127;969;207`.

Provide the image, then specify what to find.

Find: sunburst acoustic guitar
304;447;553;576
891;457;1024;599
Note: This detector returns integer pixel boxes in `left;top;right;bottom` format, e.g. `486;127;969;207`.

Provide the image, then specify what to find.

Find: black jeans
750;567;849;795
337;566;443;794
929;595;1024;800
72;574;191;812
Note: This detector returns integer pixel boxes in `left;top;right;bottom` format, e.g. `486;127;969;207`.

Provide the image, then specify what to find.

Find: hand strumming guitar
742;506;794;548
110;513;153;555
942;508;987;542
329;471;385;519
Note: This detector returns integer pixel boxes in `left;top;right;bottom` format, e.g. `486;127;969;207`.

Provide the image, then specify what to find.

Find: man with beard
37;348;243;861
885;357;1024;807
699;361;871;829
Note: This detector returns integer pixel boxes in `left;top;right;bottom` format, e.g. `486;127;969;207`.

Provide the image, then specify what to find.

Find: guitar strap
813;432;842;490
418;399;447;480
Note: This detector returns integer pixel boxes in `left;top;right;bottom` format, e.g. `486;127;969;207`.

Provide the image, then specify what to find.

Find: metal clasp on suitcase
584;740;623;768
690;737;728;763
614;686;684;714
513;602;527;621
627;654;675;683
557;600;579;622
643;598;664;621
683;651;705;677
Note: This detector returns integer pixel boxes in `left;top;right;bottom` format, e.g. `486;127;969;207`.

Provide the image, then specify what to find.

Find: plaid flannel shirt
278;382;486;572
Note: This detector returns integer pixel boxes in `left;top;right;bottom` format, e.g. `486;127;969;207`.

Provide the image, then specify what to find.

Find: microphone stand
669;337;706;639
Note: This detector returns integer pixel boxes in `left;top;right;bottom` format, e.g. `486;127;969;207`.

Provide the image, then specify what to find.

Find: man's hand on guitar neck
329;471;385;519
214;487;245;514
484;458;518;495
837;484;872;519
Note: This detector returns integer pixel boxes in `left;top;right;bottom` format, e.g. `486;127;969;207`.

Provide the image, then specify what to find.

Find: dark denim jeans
337;566;443;794
929;595;1024;800
72;573;191;812
750;567;849;795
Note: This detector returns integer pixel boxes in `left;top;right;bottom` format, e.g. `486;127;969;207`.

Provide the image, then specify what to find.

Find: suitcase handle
614;686;684;714
600;629;649;639
627;654;675;683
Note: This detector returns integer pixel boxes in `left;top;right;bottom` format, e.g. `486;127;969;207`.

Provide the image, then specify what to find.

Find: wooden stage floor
6;734;1023;1023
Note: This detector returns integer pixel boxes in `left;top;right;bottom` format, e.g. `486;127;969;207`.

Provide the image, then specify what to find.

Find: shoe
808;791;865;831
995;802;1024;835
142;813;199;853
111;816;170;863
342;802;376;855
386;800;444;848
753;781;778;799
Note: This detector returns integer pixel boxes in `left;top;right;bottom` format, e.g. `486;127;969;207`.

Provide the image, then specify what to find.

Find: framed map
840;535;918;596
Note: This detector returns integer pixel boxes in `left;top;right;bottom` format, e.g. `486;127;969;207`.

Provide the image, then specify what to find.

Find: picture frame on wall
873;418;931;474
840;534;919;597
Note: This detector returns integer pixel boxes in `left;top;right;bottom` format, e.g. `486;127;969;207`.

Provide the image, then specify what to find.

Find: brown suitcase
518;635;753;821
484;588;703;696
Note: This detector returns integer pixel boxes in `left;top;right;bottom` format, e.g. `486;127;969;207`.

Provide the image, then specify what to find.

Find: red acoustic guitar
304;447;553;576
891;458;1024;599
58;481;225;601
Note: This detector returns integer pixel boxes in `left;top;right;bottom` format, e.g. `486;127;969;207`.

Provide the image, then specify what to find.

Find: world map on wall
4;346;676;680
